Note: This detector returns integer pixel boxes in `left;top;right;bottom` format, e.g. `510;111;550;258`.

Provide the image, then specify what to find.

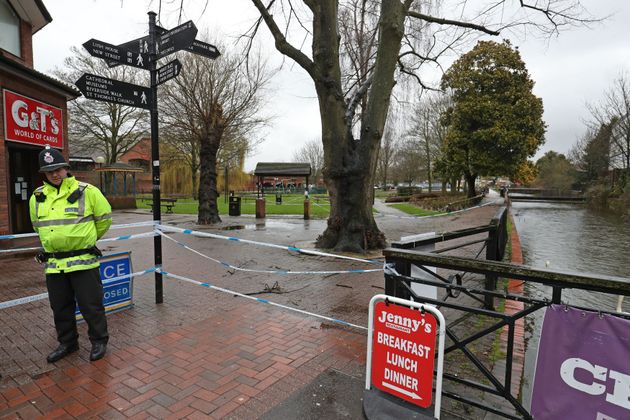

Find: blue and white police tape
0;220;157;242
0;267;157;310
0;292;49;310
109;220;158;230
158;230;382;275
0;230;158;254
0;246;42;254
98;230;158;243
158;269;367;331
157;224;381;265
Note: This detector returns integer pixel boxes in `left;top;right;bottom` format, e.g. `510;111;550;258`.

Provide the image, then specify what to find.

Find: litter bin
276;193;282;205
229;196;241;216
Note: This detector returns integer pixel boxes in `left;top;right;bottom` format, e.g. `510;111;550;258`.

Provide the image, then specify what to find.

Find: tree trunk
191;170;198;201
465;172;477;198
198;106;225;225
317;165;386;252
198;138;221;224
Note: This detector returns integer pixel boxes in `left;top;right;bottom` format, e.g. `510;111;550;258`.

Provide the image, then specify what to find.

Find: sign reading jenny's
3;89;63;148
372;301;437;408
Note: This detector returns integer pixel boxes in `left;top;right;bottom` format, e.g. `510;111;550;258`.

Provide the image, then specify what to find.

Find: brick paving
0;199;507;418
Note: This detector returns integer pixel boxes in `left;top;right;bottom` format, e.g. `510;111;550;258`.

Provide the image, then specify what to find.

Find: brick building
1;0;79;234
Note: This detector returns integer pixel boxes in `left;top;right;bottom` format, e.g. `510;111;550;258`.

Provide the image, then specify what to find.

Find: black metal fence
382;213;630;419
388;206;508;310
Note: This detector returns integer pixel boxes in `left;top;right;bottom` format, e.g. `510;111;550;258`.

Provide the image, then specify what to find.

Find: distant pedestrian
29;146;112;363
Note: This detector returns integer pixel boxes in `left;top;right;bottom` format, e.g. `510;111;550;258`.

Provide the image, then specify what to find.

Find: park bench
144;197;177;214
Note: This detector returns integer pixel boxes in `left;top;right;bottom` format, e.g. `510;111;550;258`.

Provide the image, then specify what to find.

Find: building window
0;0;20;57
129;158;149;171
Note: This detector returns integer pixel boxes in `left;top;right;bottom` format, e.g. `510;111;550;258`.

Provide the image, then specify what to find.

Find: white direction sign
75;73;152;110
156;59;182;85
83;39;148;70
157;21;197;58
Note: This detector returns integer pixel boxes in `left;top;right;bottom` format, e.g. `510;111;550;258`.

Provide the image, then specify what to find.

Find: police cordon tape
156;224;381;266
0;267;157;310
157;230;383;275
157;269;368;331
0;230;159;254
0;220;157;241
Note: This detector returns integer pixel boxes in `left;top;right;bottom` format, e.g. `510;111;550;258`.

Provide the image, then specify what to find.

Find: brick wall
20;19;33;68
0;73;70;235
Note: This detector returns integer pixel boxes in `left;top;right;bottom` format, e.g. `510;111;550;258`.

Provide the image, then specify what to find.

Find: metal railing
389;206;508;310
382;248;630;419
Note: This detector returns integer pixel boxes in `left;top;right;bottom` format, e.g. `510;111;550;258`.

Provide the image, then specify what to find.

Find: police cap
39;145;70;173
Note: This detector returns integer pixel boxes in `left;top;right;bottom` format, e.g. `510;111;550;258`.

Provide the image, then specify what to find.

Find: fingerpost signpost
76;12;220;304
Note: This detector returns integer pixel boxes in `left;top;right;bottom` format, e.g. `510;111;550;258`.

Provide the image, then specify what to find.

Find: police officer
29;146;112;363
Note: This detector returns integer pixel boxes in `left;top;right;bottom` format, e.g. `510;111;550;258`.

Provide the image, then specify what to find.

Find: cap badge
43;152;54;164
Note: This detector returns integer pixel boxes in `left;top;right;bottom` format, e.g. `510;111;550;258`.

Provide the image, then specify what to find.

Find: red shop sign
3;89;64;148
371;301;437;408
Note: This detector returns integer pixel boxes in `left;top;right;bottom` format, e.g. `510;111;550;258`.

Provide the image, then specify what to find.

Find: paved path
372;198;408;217
0;198;505;418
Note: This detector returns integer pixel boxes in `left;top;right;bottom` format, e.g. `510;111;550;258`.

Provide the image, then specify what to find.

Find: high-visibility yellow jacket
29;176;112;274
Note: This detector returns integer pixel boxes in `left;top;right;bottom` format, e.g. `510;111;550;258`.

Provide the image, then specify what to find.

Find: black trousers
46;267;109;346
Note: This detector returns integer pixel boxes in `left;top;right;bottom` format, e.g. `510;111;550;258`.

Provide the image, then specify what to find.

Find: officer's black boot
89;342;107;361
46;342;79;363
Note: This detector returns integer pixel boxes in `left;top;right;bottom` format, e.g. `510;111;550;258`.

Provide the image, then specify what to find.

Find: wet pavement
0;197;505;418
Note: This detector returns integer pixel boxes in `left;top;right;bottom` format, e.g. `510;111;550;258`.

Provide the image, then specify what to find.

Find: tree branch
249;0;316;78
407;11;500;36
345;75;373;135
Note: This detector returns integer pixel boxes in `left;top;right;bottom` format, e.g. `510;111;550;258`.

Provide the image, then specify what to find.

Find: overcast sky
33;0;630;171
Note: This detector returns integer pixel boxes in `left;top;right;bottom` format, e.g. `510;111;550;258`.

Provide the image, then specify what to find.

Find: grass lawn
389;203;442;216
374;189;395;199
136;194;331;218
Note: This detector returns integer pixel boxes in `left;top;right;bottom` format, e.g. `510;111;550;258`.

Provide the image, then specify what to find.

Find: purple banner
531;305;630;419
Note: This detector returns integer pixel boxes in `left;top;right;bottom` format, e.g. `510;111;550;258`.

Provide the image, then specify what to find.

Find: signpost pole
148;11;163;304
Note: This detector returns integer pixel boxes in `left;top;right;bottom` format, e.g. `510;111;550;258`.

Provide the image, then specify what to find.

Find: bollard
255;198;266;218
303;199;310;220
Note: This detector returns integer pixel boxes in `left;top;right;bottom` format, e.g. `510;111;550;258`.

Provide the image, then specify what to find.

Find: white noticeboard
400;232;438;301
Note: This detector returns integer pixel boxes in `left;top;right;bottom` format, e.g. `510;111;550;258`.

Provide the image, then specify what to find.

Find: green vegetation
374;189;395;199
135;194;331;218
388;203;441;216
441;40;545;197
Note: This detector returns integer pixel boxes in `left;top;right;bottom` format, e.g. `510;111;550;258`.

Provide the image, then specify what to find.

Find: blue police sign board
76;252;134;320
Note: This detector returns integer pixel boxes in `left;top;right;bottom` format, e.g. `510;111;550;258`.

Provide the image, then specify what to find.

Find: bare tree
292;139;324;185
587;73;630;173
407;92;451;191
376;121;398;189
159;44;273;224
55;46;149;163
570;121;614;186
392;139;425;186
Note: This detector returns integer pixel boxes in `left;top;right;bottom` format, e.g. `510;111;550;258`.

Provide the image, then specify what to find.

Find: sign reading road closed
371;301;437;407
75;252;134;320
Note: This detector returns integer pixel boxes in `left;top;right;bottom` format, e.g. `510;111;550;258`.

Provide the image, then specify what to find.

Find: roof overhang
254;162;312;177
0;54;79;100
8;0;52;34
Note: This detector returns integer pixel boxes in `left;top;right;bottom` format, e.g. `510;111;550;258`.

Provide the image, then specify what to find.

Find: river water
511;201;630;409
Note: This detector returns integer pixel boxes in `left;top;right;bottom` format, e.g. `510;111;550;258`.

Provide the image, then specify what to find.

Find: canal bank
488;211;527;417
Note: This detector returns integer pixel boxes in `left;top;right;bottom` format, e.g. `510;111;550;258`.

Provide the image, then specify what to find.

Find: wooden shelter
96;162;144;196
253;162;311;198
